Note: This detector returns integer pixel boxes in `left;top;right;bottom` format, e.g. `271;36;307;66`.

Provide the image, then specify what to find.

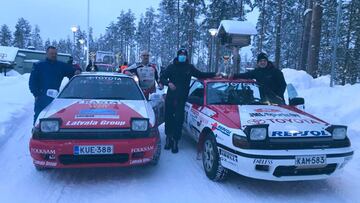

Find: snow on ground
0;72;33;145
0;69;359;203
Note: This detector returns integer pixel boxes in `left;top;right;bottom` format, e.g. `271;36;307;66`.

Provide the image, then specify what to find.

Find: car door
184;81;204;141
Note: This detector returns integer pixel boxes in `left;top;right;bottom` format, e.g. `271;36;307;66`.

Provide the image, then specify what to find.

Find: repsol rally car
183;78;353;181
30;72;164;170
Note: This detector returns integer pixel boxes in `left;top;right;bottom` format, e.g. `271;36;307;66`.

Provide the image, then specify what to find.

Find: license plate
295;155;326;168
74;145;113;155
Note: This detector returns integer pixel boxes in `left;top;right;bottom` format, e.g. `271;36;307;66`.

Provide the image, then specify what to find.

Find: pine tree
31;25;43;50
44;38;51;49
13;18;32;48
158;0;178;66
0;24;12;46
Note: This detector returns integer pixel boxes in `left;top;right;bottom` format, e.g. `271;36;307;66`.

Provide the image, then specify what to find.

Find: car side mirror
187;95;203;105
289;97;304;106
46;89;59;98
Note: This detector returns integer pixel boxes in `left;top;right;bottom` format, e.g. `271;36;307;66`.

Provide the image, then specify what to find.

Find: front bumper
29;137;159;168
218;144;354;181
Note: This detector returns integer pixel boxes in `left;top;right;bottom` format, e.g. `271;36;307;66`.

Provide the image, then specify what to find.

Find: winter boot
164;135;173;150
171;139;179;154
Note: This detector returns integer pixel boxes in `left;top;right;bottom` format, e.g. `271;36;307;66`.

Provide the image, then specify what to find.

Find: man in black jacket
160;48;218;153
232;53;287;100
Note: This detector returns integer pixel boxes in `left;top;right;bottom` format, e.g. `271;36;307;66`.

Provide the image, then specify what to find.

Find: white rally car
183;78;353;181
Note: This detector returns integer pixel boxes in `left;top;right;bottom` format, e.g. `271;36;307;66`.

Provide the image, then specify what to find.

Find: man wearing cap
159;48;219;153
124;51;160;99
231;52;286;100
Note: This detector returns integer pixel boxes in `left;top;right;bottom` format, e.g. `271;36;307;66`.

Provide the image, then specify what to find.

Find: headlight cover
250;128;267;140
131;118;149;132
326;125;347;140
243;124;269;141
40;118;61;133
333;126;347;140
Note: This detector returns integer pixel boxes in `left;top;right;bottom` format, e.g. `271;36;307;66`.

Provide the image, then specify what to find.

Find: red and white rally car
30;72;163;170
183;78;353;181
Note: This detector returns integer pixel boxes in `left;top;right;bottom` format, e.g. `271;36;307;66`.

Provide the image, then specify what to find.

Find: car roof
78;72;130;78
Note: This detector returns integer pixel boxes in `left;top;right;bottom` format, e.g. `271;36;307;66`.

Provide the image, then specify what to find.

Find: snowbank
0;73;33;144
283;68;360;133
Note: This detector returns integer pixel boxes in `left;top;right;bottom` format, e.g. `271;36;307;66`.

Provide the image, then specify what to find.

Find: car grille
59;154;129;165
33;129;151;140
273;164;337;177
234;137;351;150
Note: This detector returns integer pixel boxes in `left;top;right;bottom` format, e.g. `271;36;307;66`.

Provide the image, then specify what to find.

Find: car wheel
202;134;228;181
149;138;161;166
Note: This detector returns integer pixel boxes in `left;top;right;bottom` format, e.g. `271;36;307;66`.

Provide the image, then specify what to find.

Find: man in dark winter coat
86;60;98;72
160;48;219;153
29;46;76;124
232;53;287;100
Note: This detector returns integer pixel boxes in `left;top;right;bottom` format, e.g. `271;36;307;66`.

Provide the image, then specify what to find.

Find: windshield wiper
59;96;84;99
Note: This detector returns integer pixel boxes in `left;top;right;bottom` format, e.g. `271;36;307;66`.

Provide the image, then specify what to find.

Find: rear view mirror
46;89;59;98
187;96;203;105
289;97;305;106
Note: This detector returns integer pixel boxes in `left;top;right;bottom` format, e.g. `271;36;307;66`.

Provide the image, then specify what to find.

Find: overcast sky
1;0;161;41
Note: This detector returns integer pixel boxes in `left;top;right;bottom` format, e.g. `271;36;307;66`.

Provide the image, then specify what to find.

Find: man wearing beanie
159;48;219;153
232;52;286;100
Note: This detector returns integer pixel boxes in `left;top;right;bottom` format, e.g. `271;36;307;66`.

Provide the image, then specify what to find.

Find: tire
202;134;228;181
149;137;161;166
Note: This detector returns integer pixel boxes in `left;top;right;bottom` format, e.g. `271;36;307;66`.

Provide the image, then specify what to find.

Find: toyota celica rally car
30;72;164;170
183;78;353;181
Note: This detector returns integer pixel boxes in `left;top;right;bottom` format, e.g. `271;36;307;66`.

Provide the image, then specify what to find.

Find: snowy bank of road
0;72;33;145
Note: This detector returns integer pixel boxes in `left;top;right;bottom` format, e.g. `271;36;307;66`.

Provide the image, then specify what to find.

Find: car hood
208;105;331;138
241;105;332;138
39;99;154;129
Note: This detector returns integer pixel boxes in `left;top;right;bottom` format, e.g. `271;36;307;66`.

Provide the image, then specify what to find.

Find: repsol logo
271;130;331;137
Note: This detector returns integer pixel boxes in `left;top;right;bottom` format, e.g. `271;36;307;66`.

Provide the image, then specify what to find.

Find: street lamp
71;26;78;57
208;28;217;72
79;39;85;69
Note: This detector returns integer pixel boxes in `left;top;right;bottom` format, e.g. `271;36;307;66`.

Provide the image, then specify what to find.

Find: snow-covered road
0;105;358;203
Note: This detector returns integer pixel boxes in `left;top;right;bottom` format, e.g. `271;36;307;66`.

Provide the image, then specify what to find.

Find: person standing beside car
231;53;287;100
29;46;76;124
160;48;220;153
124;51;161;99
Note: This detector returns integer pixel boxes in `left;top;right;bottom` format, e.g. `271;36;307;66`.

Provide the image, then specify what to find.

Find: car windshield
206;82;284;105
59;76;144;100
97;64;115;72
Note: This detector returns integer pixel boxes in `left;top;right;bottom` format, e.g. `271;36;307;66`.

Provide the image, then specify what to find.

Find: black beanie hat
257;53;268;62
177;48;188;56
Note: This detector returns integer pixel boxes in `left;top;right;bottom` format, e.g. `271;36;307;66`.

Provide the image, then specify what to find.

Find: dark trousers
33;96;53;124
164;95;186;141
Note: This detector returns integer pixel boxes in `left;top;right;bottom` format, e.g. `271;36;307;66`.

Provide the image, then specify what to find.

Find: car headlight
131;118;149;132
326;125;347;140
40;118;61;133
333;127;347;140
250;128;267;140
